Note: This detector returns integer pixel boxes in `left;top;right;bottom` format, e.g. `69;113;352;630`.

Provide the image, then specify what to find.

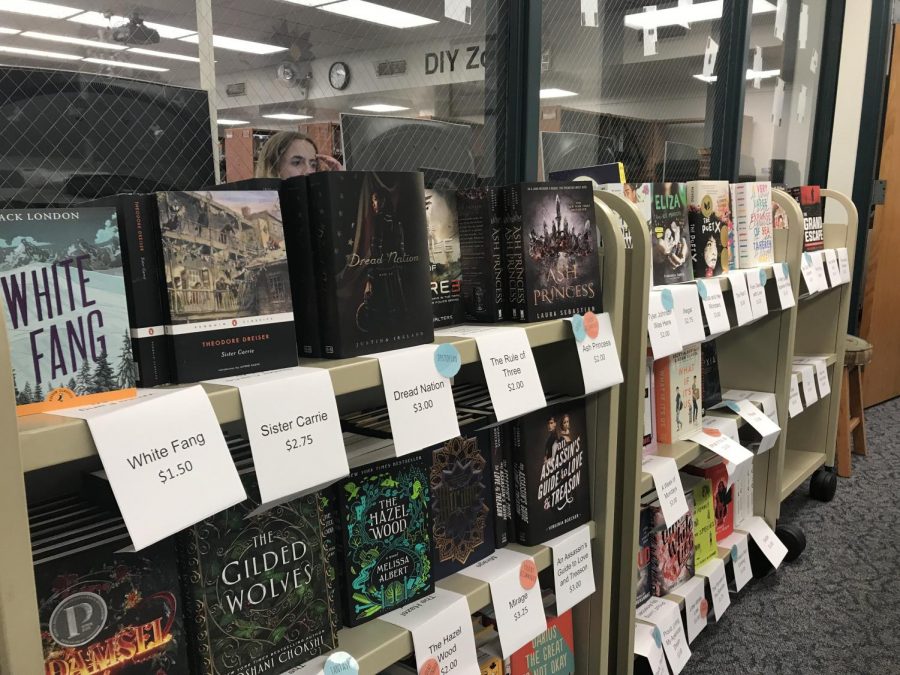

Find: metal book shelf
0;199;629;674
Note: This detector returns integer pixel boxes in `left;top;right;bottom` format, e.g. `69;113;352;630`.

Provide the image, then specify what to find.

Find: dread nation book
505;182;601;321
425;188;463;327
650;183;692;286
457;186;505;322
309;171;433;358
155;190;297;382
0;207;135;415
687;180;734;278
337;453;434;626
788;185;825;252
511;400;591;545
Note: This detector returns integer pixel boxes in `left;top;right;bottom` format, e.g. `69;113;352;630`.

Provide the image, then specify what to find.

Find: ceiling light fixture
263;113;313;120
1;0;81;19
180;33;286;55
83;57;169;72
127;47;200;62
22;30;127;50
320;1;437;28
217;118;249;125
539;88;578;99
68;12;196;40
0;44;82;59
624;0;775;30
352;103;410;113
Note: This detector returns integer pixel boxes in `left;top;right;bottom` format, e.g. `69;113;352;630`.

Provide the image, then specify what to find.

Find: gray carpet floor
686;396;900;674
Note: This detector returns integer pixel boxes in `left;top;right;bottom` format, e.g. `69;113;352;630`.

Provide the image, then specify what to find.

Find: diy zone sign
425;45;487;74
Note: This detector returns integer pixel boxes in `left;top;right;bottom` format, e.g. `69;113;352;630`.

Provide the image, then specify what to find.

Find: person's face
278;139;318;178
704;237;718;268
547;417;557;433
623;184;637;203
561;414;570;433
371;192;383;213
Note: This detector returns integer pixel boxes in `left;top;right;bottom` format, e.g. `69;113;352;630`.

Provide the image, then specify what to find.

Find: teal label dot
325;652;359;675
661;288;674;312
782;262;789;277
804;252;812;266
759;268;767;286
570;314;586;342
434;343;462;378
731;545;739;561
726;401;740;414
697;281;708;300
652;627;663;648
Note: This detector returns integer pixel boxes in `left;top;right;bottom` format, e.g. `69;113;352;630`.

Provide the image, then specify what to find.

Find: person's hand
316;154;344;172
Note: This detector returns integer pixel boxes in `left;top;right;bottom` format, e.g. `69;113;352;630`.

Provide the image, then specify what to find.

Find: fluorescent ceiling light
263;113;313;120
0;44;82;60
1;0;81;19
217;118;248;125
83;57;169;72
540;88;578;99
180;33;286;55
68;12;196;40
127;47;200;62
693;68;781;83
22;30;127;50
352;103;409;112
320;1;437;28
0;27;22;35
624;0;775;30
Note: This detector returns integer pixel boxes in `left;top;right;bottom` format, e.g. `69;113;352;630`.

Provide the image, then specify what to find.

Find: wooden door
861;27;900;406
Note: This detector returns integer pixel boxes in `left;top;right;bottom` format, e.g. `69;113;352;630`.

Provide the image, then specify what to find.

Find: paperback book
686;475;717;567
687;180;733;278
425;188;463;327
788;185;825;252
686;458;734;541
508;609;575;675
457;186;506;322
650;183;692;286
648;491;695;596
0;206;135;414
653;344;702;444
636;504;652;607
731;181;774;267
700;340;722;416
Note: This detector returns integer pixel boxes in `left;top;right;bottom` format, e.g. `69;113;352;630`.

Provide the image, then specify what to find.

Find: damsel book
425;188;463;327
0;206;135;415
687;180;733;278
156;190;297;382
650;183;692;286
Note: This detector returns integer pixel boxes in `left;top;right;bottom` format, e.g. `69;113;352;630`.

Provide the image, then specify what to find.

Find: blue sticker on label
652;626;663;648
661;288;674;312
731;545;739;562
570;314;586;342
759;268;767;286
434;343;462;378
726;401;740;414
325;652;359;675
697;281;708;300
781;262;789;277
804;252;812;266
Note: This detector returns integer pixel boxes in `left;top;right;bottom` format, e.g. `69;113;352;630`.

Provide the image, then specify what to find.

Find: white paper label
673;575;707;643
752;45;763;88
789;374;804;418
727;399;780;453
837;247;851;283
460;549;547;657
772;77;785;126
667;284;706;345
811;49;819;73
444;0;471;24
824;249;842;287
695;557;730;620
206;368;347;504
745;269;769;319
570;313;624;393
794;365;818;405
721;532;752;591
546;524;595;614
700;414;740;443
61;387;246;550
743;516;789;569
800;252;819;293
376;345;460;455
810;251;829;291
799;3;809;48
772;262;795;308
381;588;479;674
472;328;546;422
636;597;691;675
810;358;831;397
580;0;599;26
696;278;731;335
727;271;754;326
634;622;667;675
285;654;328;674
702;36;719;78
774;0;787;40
642;456;689;527
648;289;684;358
643;6;658;56
689;428;753;465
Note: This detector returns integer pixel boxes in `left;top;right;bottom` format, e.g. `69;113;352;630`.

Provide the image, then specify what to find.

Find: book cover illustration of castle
428;434;495;580
521;182;601;321
648;491;695;596
0;207;135;415
425;188;463;327
687;180;733;278
650;183;692;286
157;190;296;382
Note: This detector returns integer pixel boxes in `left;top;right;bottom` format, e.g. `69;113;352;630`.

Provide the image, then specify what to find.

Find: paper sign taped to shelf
689;427;753;466
720;532;752;591
643;6;658;56
580;0;599;27
702;36;718;78
673;575;707;643
799;3;809;48
799;252;819;293
837;247;851;283
204;368;347;505
633;622;667;675
824;249;842;287
642;456;689;526
796;357;831;397
793;365;818;406
774;0;787;40
744;391;778;423
743;516;789;569
648;289;683;358
810;251;829;291
700;414;740;444
460;548;547;656
789;374;804;418
696;278;731;335
569;312;624;393
381;588;479;674
744;269;769;319
726;399;780;453
666;284;706;345
636;597;691;674
545;524;595;614
727;271;754;326
375;345;460;455
444;0;471;24
772;262;795;308
285;654;328;674
695;557;730;620
54;386;246;551
468;328;546;422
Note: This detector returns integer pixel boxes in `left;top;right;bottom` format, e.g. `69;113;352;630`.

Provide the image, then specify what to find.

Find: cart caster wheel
775;523;807;562
810;468;837;502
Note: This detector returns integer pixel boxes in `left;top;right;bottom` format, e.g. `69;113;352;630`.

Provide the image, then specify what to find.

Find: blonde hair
255;131;318;178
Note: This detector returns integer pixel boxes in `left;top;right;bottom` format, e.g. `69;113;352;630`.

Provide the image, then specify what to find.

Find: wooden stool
836;335;873;477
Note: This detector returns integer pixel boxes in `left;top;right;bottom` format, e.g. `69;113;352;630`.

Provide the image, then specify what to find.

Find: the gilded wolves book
457;186;506;322
687;180;733;278
0;206;136;415
155;190;297;382
308;171;433;358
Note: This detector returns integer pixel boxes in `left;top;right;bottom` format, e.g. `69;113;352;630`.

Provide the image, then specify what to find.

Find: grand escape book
308;171;433;357
425;188;463;327
650;183;692;286
457;186;506;322
0;206;135;415
789;185;825;252
156;190;298;382
687;180;733;278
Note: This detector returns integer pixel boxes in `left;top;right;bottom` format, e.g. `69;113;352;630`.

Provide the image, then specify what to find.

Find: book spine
503;185;525;321
733;184;753;269
489;187;507;322
686;182;703;280
308;177;341;357
281;181;323;358
510;421;532;545
653;356;673;444
174;529;208;675
489;424;509;548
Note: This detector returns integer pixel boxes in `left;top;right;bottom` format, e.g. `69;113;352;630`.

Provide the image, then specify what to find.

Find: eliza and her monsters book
308;171;433;358
0;207;135;415
156;190;298;382
457;187;505;322
650;183;692;286
687;180;733;278
505;182;601;321
511;400;591;545
425;188;463;327
337;453;434;626
788;185;825;252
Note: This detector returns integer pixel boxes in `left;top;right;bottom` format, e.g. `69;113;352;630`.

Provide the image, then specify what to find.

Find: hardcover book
425;188;463;327
427;433;496;580
490;424;514;548
457;186;506;322
636;504;652;607
648;491;695;596
650;183;692;286
308;171;433;358
156;190;298;382
337;453;434;626
511;400;591;545
0;206;136;415
653;344;702;444
508;609;575;675
789;185;824;252
687;180;733;278
686;475;717;567
731;181;774;267
643;352;657;456
700;340;722;416
686;458;734;541
548;161;625;185
505;182;601;321
600;182;651;251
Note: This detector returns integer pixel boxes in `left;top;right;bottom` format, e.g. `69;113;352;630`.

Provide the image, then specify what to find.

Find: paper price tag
796;356;831;397
720;532;752;591
824;249;841;287
206;368;347;504
772;262;795;308
673;575;706;643
57;387;246;551
570;312;624;393
642;456;689;527
695;557;730;621
743;516;788;569
700;414;740;443
648;289;683;358
666;284;706;345
545;524;595;614
381;588;479;674
471;328;546;422
837;247;851;283
800;252;819;293
727;271;754;326
636;597;691;675
696;278;731;335
789;374;804;418
376;345;460;455
744;269;769;319
810;251;829;291
793;364;818;405
634;622;667;675
689;428;753;465
460;549;547;656
285;654;327;674
726;399;780;454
